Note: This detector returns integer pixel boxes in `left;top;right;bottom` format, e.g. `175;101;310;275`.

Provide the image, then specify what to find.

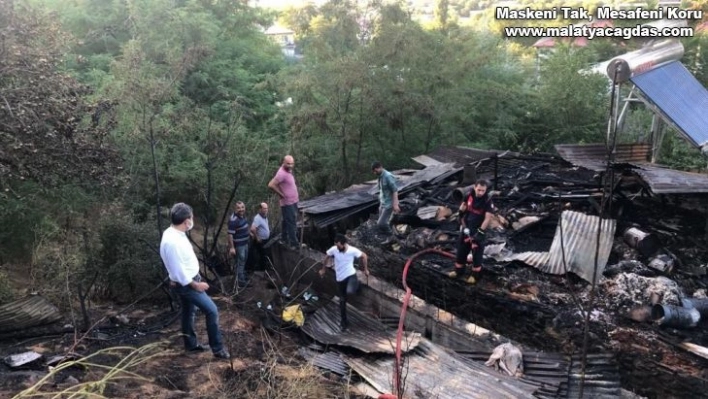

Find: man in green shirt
372;161;400;236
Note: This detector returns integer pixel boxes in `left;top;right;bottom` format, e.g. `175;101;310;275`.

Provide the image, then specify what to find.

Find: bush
0;182;59;264
84;215;165;304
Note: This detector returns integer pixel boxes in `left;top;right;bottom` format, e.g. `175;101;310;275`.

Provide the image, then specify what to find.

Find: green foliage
517;47;608;152
0;0;121;187
87;0;287;230
0;181;99;263
278;3;535;190
0;191;54;263
86;214;163;303
659;131;708;171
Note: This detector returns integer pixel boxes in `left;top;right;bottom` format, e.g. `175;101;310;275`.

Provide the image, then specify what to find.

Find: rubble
600;273;683;311
298;146;708;398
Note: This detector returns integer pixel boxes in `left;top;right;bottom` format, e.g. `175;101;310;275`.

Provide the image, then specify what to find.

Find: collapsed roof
297;145;708;398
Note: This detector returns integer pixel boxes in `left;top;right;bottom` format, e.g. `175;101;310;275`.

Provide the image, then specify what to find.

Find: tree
435;0;450;32
520;46;608;152
0;0;120;187
102;0;284;237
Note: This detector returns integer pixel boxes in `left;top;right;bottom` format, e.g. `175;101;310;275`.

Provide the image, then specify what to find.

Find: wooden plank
678;342;708;360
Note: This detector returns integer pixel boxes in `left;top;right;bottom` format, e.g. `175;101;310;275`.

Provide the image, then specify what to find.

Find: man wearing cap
160;203;230;359
371;161;400;237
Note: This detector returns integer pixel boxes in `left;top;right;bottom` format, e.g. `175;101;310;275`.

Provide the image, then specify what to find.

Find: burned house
273;143;708;398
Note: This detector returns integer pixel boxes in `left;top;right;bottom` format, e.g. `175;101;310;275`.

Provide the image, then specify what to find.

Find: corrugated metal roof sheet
631;61;708;150
345;339;538;398
633;164;708;194
0;295;62;333
299;163;456;215
298;163;460;227
302;346;621;398
298;347;350;376
456;350;619;399
456;351;620;398
565;353;621;398
554;143;708;194
301;299;421;354
298;185;373;215
418;146;519;167
510;211;616;283
457;350;569;398
555;143;651;171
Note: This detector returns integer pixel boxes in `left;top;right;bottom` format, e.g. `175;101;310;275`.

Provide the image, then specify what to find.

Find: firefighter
448;179;494;284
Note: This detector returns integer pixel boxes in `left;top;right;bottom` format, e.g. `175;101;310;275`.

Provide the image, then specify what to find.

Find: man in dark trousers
319;234;369;331
372;161;400;237
249;202;271;270
227;201;250;289
268;155;299;248
448;179;494;284
160;203;230;359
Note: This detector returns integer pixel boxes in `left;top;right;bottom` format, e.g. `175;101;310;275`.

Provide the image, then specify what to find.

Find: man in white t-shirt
319;234;369;331
249;202;271;271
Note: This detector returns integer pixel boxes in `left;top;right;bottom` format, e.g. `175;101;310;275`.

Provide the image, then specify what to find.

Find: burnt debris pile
300;145;708;398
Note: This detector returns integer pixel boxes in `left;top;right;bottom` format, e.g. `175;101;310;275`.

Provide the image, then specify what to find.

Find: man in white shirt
319;234;369;331
160;203;230;359
249;202;271;271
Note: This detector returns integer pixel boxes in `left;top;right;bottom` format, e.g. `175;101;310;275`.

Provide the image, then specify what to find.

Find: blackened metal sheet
633;164;708;194
301;299;421;354
299;164;456;216
308;202;374;228
554;143;651;172
456;350;622;399
344;339;538;398
554;143;708;193
419;146;518;167
565;353;621;398
631;61;708;150
457;350;569;398
298;185;375;215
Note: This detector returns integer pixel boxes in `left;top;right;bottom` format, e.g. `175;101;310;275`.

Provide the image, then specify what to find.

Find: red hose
389;248;456;398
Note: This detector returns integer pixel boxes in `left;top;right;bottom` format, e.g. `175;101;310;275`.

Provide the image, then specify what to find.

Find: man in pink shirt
268;155;300;248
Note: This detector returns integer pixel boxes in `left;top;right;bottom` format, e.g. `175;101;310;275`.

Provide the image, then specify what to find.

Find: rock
4;351;43;368
64;375;80;385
